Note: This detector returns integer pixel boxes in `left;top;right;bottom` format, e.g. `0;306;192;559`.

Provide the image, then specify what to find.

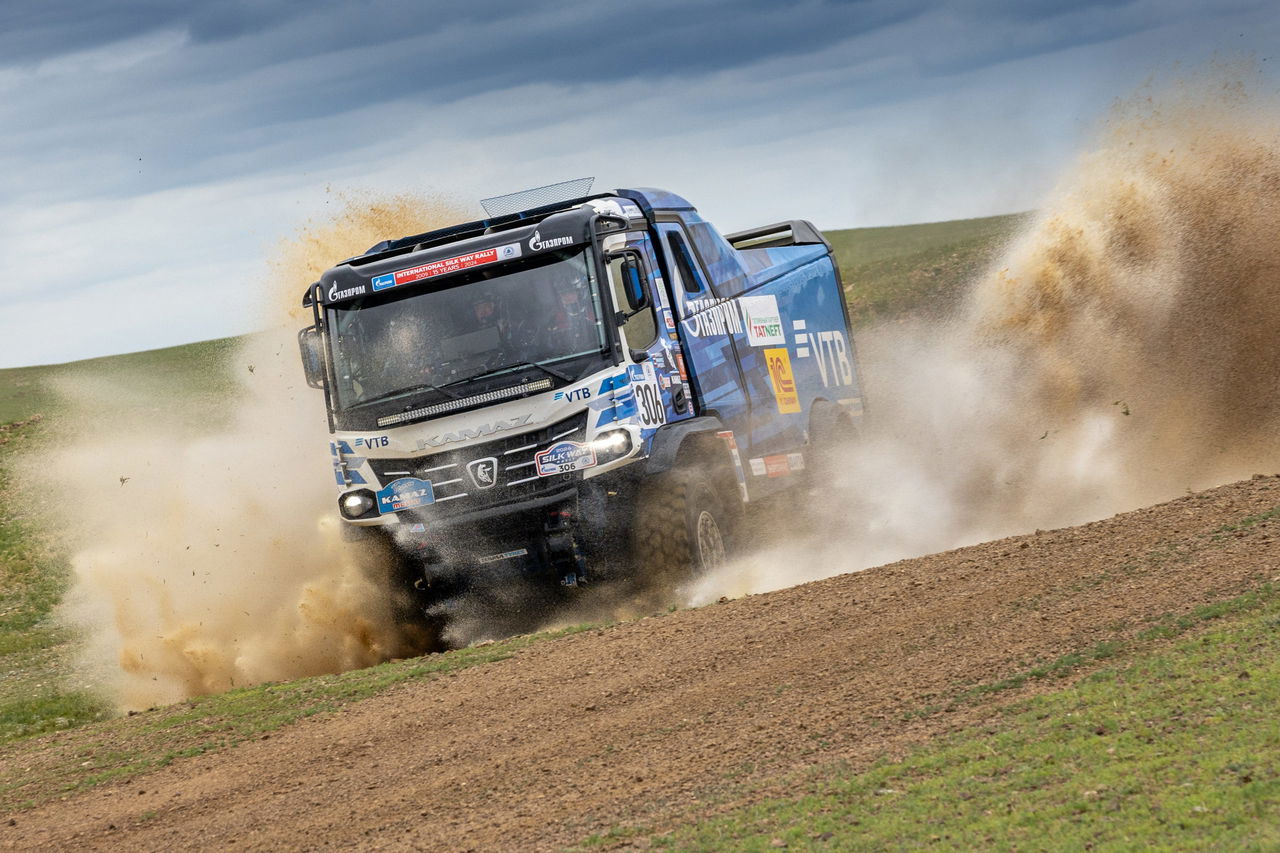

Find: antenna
479;177;595;218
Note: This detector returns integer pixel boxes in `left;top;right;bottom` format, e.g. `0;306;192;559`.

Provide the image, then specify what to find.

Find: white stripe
503;442;537;455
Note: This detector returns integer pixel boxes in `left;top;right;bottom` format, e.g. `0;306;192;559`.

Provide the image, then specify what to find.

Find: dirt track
5;476;1280;851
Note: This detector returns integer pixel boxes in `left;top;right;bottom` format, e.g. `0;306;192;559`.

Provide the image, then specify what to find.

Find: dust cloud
689;72;1280;603
38;191;465;710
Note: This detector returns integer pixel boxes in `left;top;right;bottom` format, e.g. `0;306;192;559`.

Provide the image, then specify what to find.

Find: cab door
654;222;750;438
600;230;693;437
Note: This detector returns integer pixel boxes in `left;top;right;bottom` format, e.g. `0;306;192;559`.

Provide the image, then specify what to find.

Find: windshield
327;247;608;411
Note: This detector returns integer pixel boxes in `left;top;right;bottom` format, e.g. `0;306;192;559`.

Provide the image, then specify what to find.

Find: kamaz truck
299;181;863;622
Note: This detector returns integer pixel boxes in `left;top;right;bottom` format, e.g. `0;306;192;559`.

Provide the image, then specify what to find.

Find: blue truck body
299;186;863;612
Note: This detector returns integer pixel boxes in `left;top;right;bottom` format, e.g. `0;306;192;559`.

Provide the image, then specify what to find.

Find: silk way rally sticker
376;477;435;514
371;243;521;291
535;441;597;477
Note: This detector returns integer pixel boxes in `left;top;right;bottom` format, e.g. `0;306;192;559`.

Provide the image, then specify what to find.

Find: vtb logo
466;457;498;489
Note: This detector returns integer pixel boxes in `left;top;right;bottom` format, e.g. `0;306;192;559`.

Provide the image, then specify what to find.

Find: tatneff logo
529;230;574;251
328;282;365;301
417;414;534;449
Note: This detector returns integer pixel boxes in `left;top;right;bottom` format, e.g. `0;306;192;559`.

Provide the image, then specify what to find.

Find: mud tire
631;468;735;596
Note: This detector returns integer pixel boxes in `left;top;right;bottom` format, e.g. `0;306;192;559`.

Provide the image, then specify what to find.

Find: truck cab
300;185;863;616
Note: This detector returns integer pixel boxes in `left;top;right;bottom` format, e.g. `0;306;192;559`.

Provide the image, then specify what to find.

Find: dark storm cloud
1;0;1262;206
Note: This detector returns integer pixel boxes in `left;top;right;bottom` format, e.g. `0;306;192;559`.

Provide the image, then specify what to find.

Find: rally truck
298;180;864;620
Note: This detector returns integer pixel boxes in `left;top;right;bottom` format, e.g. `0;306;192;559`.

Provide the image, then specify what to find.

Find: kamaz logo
467;457;498;489
416;414;535;449
554;388;591;403
529;230;574;251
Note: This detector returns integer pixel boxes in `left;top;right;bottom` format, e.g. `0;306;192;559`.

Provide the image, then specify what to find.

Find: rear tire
631;468;735;597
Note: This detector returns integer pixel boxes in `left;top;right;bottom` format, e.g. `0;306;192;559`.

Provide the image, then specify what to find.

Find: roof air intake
480;177;595;218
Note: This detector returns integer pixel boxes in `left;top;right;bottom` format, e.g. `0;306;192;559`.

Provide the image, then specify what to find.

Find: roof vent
479;177;595;218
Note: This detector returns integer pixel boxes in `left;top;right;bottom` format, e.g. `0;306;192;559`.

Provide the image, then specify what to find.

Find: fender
644;415;726;474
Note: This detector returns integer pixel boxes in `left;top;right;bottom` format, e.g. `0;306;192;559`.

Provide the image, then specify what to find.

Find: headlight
591;429;633;465
339;490;376;519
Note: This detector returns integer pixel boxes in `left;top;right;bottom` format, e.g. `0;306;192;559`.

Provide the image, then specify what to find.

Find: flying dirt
689;73;1280;602
31;73;1280;710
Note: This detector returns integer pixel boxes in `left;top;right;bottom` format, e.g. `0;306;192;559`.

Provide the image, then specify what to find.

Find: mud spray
690;73;1280;602
37;73;1280;709
34;192;467;710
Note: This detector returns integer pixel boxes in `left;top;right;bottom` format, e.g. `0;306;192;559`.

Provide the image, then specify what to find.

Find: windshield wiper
447;360;572;387
350;381;459;409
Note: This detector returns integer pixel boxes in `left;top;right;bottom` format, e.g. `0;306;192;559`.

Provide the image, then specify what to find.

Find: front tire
631;468;735;596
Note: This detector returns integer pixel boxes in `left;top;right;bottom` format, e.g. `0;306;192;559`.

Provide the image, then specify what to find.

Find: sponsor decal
478;548;530;565
466;457;498;489
554;387;592;403
739;295;786;346
809;330;856;387
663;310;676;330
353;435;389;448
409;522;426;533
764;347;801;414
327;282;366;301
417;414;534;449
749;457;767;477
660;374;671;390
376;477;435;514
787;452;805;472
674;351;688;381
372;244;519;292
528;230;575;251
535;440;597;476
763;454;791;478
685;296;744;337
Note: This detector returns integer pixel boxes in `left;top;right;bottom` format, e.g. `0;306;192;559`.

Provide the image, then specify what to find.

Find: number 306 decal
634;361;667;429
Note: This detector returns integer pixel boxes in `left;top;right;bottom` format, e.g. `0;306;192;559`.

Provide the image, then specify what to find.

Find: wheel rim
695;510;726;572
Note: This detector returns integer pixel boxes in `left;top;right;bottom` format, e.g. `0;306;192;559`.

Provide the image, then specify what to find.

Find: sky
2;0;1277;367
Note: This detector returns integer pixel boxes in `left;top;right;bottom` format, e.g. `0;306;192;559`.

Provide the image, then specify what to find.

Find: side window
668;232;706;295
607;254;658;349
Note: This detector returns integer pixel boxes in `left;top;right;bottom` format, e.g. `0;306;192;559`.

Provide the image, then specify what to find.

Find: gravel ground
4;475;1280;851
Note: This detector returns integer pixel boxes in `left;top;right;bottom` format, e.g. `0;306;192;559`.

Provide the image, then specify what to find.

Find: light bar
376;378;553;427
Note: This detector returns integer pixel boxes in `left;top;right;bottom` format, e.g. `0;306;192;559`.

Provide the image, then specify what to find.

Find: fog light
339;490;376;519
591;429;632;465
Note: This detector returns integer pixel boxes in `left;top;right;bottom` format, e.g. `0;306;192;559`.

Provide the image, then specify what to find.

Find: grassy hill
829;212;1028;325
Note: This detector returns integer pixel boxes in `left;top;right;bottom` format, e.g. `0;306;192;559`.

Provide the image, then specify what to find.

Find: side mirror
623;255;647;311
298;326;324;389
608;250;649;314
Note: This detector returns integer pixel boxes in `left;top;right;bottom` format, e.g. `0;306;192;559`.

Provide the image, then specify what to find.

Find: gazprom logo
372;273;395;291
328;282;365;301
529;230;574;251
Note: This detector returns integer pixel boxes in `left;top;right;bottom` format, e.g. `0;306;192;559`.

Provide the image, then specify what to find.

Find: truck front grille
366;412;587;520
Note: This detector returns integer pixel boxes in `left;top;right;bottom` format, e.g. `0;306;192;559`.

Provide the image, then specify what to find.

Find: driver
547;271;599;353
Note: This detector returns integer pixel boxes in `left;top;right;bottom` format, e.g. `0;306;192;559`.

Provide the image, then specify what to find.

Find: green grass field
578;587;1280;850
